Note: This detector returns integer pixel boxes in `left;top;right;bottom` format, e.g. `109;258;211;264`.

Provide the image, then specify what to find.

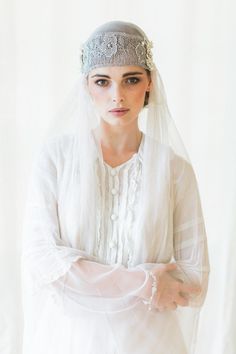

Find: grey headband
80;21;155;74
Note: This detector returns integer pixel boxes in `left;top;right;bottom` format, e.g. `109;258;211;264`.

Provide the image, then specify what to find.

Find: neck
93;121;142;155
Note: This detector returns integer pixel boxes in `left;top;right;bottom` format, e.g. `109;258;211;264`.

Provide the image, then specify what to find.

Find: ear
147;79;152;92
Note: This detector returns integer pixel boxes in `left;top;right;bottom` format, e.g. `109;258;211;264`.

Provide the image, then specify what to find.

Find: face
87;65;151;127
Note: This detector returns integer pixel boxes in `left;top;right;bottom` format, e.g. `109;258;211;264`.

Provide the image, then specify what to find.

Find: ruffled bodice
95;135;144;266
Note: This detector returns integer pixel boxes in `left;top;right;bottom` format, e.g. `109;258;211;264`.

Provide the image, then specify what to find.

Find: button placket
111;187;118;195
98;151;144;266
110;170;119;222
110;168;117;177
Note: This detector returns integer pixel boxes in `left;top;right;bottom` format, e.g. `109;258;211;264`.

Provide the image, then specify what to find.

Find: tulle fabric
21;130;209;354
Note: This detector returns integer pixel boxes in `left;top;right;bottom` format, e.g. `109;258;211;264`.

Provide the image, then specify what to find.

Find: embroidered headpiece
80;22;155;74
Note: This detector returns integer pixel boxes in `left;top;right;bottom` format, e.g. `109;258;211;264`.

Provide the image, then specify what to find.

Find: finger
179;291;190;300
167;302;178;311
152;263;177;276
181;283;201;294
165;263;177;272
175;294;189;307
157;306;166;312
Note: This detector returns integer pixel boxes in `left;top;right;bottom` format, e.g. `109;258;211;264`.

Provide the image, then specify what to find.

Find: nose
111;84;124;103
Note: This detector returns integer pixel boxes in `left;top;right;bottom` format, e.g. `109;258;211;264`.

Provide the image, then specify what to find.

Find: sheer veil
42;18;208;306
22;21;210;354
44;25;191;260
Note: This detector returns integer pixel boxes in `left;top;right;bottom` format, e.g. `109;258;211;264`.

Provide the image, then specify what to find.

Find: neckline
102;133;145;170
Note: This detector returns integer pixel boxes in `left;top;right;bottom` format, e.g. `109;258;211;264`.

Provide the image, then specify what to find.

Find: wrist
142;271;158;310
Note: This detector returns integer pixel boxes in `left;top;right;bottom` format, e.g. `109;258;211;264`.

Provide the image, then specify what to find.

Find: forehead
88;65;146;78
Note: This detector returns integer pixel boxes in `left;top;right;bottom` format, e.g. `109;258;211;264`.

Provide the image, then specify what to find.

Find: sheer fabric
21;133;209;354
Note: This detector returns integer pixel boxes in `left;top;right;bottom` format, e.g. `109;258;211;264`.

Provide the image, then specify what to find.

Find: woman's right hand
147;263;201;312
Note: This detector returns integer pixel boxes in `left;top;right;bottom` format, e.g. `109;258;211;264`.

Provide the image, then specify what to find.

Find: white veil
21;20;210;354
45;53;191;260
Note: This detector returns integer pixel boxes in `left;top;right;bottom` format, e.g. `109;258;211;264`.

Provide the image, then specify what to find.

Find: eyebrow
90;71;144;78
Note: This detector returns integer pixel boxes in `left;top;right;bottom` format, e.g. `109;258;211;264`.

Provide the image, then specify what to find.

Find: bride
21;20;210;354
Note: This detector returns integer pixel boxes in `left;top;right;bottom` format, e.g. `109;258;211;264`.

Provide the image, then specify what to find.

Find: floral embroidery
135;42;146;66
100;34;118;57
145;40;154;70
80;32;155;73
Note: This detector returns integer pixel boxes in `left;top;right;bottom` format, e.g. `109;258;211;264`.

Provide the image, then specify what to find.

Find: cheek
132;87;146;105
89;87;105;106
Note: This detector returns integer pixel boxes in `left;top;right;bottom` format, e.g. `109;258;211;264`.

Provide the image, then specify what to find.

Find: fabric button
110;213;117;221
109;240;117;249
111;188;118;195
110;169;117;176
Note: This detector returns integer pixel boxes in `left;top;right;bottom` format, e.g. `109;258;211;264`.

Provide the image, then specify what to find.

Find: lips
109;108;129;112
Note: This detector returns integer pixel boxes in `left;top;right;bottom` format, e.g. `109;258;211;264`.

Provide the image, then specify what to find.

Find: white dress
21;133;210;354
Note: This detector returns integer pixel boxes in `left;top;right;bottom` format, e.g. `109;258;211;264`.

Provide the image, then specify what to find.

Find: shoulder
171;155;197;188
143;134;195;184
38;134;76;159
33;134;77;173
40;133;76;156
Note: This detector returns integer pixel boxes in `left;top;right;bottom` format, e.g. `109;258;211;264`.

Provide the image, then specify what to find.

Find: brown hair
144;69;151;107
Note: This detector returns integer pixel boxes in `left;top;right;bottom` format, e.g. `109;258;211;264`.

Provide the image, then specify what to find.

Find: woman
21;21;210;354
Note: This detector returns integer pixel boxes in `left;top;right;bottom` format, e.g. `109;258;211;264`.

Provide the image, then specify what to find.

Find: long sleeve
171;156;210;307
21;138;151;315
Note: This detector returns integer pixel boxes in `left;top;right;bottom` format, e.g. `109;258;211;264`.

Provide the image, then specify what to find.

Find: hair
144;69;151;107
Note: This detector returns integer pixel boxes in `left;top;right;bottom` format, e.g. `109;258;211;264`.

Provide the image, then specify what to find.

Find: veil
44;58;192;257
21;20;210;354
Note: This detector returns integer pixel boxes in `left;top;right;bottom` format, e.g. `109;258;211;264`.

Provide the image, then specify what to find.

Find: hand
150;263;201;312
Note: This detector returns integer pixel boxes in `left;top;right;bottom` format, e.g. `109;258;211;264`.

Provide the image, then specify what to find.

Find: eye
95;79;109;87
126;77;140;85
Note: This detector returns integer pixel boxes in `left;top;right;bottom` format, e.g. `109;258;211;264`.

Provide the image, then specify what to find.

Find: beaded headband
80;31;155;74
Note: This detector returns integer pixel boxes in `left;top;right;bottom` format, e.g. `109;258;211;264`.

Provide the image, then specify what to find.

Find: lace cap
80;21;155;74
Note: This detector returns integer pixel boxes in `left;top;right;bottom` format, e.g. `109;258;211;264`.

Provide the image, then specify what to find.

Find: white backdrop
1;0;236;353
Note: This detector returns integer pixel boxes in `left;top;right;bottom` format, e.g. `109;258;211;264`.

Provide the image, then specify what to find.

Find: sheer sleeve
21;138;152;315
171;156;210;307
